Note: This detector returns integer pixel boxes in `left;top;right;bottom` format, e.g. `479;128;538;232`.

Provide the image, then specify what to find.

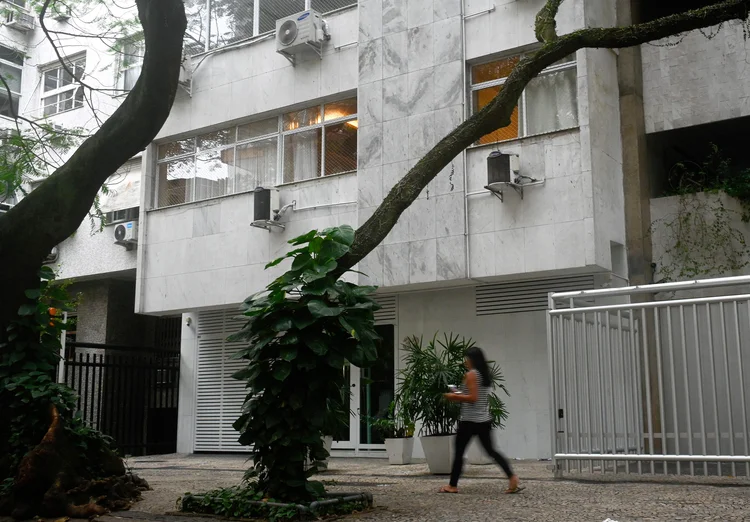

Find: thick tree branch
535;0;565;43
341;0;750;272
0;0;186;321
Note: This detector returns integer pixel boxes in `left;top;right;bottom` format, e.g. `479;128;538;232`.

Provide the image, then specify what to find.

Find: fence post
58;311;68;384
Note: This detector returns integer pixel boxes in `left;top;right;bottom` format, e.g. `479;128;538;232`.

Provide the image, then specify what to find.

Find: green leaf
265;256;286;269
318;240;350;261
330;225;355;246
17;303;36;316
272;317;293;332
291;253;313;272
304;337;328;356
24;289;41;299
280;346;298;361
288;229;317;245
272;362;291;381
308;300;343;318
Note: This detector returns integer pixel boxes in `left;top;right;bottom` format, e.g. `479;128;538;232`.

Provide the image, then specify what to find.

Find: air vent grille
476;276;595;316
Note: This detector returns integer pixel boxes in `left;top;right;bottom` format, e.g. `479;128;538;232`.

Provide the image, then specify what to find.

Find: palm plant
396;333;509;436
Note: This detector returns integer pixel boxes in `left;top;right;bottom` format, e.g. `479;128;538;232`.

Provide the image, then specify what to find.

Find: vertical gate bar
692;304;708;476
705;303;722;477
641;308;655;474
741;300;750;478
666;306;681;475
628;308;643;475
119;355;127;453
129;355;138;455
654;307;667;474
595;311;606;472
145;354;153;455
83;353;91;425
678;305;694;475
719;302;736;478
76;351;83;413
732;299;749;478
583;311;593;471
605;312;617;473
617;310;630;474
571;310;582;473
559;315;569;473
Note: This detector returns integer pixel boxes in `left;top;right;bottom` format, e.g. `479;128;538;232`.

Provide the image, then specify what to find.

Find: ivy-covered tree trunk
0;1;186;518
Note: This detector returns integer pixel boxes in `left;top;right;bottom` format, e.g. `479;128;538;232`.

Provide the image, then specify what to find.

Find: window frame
0;44;24;120
118;35;145;92
153;97;358;209
40;54;86;117
469;53;578;145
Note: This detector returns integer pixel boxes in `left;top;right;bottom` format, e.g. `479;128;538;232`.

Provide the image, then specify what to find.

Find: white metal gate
547;276;750;477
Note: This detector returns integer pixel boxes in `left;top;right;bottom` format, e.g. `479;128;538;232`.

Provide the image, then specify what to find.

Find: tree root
2;405;150;520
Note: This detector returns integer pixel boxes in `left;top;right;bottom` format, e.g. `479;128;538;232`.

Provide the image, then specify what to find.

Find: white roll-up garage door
195;308;248;452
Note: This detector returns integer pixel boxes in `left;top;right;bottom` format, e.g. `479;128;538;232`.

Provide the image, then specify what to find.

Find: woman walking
439;347;522;494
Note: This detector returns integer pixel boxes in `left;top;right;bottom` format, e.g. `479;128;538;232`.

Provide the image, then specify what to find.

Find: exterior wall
397;287;553;460
642;21;750;134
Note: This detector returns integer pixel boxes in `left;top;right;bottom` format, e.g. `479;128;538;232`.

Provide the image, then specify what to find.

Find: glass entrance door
331;325;396;452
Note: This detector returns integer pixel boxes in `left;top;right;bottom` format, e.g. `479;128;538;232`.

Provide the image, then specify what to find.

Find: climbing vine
652;144;750;282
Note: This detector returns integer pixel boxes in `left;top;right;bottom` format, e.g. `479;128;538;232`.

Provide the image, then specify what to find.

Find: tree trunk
0;0;187;327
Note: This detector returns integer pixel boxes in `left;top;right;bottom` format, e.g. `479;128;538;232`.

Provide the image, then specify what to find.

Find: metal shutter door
195;308;248;452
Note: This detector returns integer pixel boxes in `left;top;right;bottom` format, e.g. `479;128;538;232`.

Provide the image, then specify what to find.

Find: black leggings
449;421;513;487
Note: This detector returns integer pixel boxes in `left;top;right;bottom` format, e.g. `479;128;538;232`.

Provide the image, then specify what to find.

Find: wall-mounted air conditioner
251;187;284;232
0;202;13;215
114;220;138;247
4;9;34;32
275;10;328;64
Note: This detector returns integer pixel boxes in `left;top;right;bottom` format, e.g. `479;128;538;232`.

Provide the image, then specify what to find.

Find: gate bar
551;275;750;300
554;454;750;462
550;294;750;315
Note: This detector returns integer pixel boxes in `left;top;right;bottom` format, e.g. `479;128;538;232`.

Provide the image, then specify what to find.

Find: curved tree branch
0;0;187;322
535;0;565;43
340;0;750;272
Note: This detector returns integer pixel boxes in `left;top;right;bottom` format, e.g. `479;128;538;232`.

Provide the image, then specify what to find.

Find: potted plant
370;401;415;465
397;334;509;474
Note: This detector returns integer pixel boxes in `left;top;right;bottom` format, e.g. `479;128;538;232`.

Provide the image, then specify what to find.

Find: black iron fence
61;342;180;456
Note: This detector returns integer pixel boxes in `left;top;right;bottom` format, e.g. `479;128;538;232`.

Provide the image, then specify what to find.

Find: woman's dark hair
465;346;491;387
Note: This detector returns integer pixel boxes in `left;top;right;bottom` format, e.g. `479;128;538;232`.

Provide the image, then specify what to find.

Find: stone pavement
97;453;750;522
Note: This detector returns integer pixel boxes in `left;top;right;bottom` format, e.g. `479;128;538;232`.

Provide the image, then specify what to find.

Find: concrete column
176;312;198;454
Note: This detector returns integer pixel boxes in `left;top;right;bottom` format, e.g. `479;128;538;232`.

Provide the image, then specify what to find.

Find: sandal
439;485;459;493
504;485;525;494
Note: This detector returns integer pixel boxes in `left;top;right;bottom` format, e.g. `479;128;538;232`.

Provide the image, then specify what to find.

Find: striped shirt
459;369;492;423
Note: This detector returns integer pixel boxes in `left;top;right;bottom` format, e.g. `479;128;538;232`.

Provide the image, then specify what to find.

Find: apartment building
3;0;743;460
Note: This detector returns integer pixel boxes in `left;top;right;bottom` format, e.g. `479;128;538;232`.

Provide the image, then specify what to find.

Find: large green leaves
230;225;381;503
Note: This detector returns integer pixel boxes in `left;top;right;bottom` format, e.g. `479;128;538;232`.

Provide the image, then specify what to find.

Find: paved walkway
99;453;750;522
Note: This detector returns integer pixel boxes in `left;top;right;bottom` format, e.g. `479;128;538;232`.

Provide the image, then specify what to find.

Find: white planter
384;437;414;465
306;436;333;471
420;434;455;475
466;438;493;465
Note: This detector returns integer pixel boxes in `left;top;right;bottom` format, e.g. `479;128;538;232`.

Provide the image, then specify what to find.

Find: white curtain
525;67;578;136
194;149;232;201
284;128;320;183
235;137;278;191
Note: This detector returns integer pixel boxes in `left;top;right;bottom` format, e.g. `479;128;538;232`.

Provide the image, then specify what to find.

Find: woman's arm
444;371;479;404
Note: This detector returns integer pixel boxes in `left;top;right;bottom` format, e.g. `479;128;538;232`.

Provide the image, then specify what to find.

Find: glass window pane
0;91;19;118
183;0;209;55
283;105;321;131
0;45;24;66
312;0;356;13
43;95;58;117
258;0;305;34
471;55;520;85
0;63;22;93
124;65;141;90
324;98;357;121
197;129;235;151
158;158;195;207
235;137;278;192
74;58;86;79
158;138;196;160
61;68;74;86
44;70;58;91
209;0;256;49
74;87;84;107
238;117;278;141
283;128;321;183
525;66;578;136
195;149;233;201
61;90;74;112
324;121;357;176
473;85;520;144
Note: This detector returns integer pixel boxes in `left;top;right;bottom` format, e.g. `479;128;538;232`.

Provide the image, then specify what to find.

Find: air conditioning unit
486;152;519;185
0;202;13;215
251;187;284;232
4;10;34;32
43;246;58;265
275;10;327;63
114;220;138;247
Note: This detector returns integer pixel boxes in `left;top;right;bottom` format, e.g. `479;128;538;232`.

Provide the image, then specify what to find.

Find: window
120;38;144;91
104;206;139;225
183;0;356;54
0;45;24;119
155;97;357;208
470;54;578;145
41;55;86;116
